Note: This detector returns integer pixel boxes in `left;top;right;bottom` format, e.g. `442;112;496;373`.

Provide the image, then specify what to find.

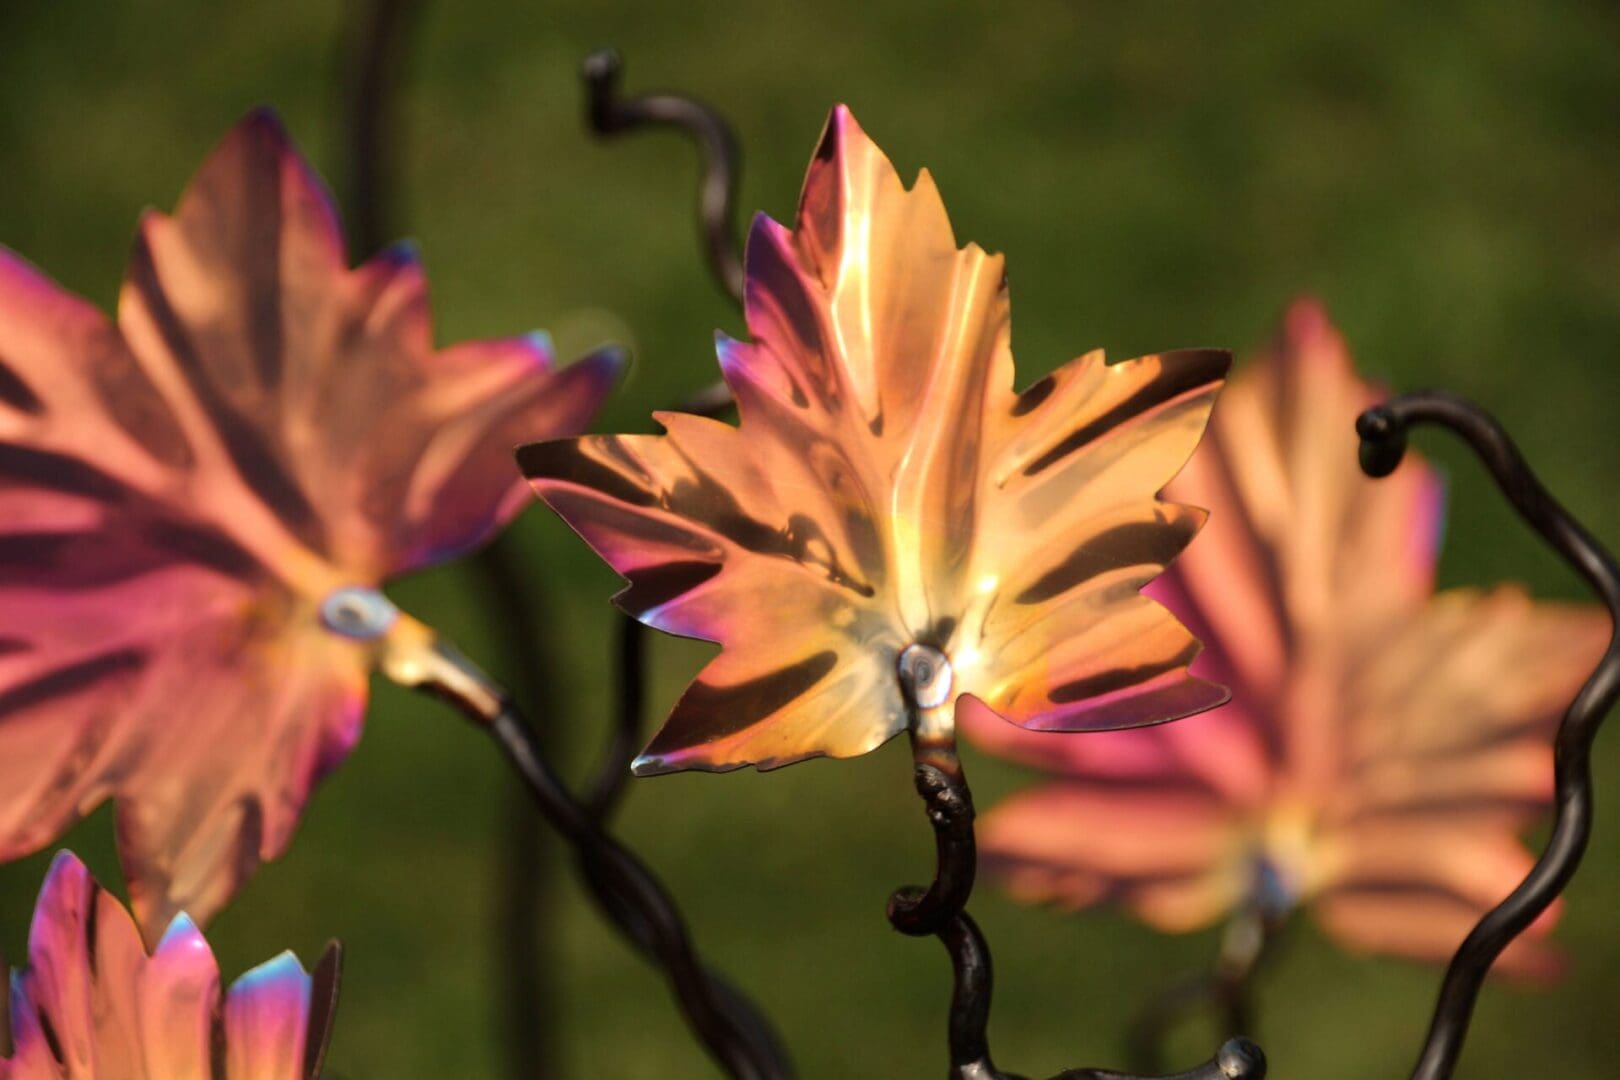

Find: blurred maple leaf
0;111;620;940
966;299;1608;973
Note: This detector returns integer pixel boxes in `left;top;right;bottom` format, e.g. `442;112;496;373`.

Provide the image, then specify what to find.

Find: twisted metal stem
400;634;789;1079
1358;392;1620;1080
572;615;792;1073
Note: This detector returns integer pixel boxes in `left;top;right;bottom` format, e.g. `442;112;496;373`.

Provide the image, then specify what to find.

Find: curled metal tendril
1358;392;1620;1080
582;47;745;307
581;47;742;420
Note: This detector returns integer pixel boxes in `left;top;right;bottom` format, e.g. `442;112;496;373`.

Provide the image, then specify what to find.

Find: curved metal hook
1357;391;1620;1080
582;47;745;308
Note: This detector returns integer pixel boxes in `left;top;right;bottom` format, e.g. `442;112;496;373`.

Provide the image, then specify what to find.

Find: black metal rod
581;47;745;307
342;0;420;259
469;541;561;1080
1357;391;1620;1080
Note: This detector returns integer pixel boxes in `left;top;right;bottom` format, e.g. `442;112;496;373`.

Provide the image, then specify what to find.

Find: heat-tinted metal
0;852;339;1079
0;110;621;941
521;105;1230;778
1357;392;1620;1080
966;300;1605;977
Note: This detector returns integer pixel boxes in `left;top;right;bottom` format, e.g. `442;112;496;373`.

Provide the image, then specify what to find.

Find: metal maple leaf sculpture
521;105;1230;776
0;851;339;1080
967;300;1608;983
0;111;621;941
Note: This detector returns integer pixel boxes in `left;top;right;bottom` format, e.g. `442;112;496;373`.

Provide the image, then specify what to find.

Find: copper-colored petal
0;852;328;1078
1315;885;1562;980
978;781;1246;933
523;106;1226;772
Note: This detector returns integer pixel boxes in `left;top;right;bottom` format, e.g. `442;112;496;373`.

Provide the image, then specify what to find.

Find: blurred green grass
2;1;1618;1076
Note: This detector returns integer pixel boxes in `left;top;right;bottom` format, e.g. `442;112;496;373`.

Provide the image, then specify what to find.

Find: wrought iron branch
890;646;1265;1080
384;628;789;1079
1357;391;1620;1080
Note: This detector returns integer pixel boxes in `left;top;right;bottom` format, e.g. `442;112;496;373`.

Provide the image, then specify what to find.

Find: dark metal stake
1357;392;1620;1080
342;0;421;260
583;611;646;819
340;7;568;1074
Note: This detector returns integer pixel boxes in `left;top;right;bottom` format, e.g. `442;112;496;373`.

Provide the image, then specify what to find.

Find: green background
2;1;1618;1076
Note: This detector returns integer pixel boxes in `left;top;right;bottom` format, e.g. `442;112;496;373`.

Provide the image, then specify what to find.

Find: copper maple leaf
520;106;1229;776
0;111;621;940
0;851;337;1079
964;299;1609;972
